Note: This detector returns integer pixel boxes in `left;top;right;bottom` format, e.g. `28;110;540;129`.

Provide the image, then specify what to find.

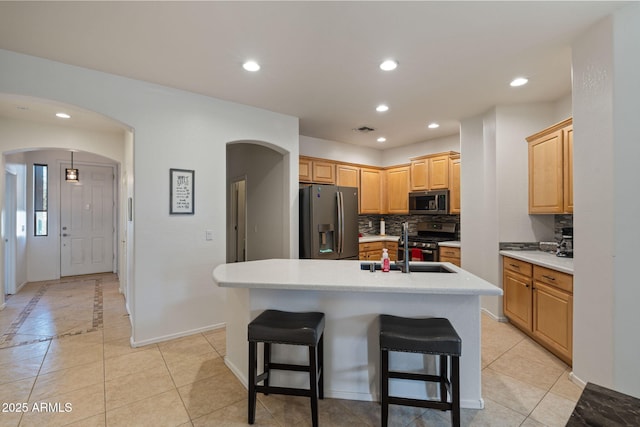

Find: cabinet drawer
440;247;460;259
359;241;383;251
534;266;573;293
503;257;533;277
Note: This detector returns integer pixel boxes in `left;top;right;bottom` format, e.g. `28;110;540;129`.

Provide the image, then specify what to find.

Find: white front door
60;164;115;276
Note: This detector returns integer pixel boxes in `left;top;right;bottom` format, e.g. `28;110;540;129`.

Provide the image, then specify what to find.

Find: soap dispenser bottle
381;248;390;272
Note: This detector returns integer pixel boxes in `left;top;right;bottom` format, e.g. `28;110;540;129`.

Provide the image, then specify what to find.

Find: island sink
359;262;455;273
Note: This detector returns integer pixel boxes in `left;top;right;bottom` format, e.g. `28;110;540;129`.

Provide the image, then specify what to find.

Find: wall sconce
65;151;79;182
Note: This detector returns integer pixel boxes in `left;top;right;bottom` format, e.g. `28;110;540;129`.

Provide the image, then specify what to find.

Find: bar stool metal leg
381;349;389;427
248;341;257;424
263;342;271;395
452;356;460;427
318;334;324;399
440;354;448;406
309;345;319;427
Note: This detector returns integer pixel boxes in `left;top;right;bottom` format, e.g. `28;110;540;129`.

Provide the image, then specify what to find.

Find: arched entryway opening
225;141;290;263
0;94;134;334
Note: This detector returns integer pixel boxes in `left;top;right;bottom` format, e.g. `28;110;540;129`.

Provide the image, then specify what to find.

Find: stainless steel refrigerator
300;185;359;260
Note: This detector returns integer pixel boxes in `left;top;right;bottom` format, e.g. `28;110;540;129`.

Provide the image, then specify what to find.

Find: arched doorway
226;141;289;262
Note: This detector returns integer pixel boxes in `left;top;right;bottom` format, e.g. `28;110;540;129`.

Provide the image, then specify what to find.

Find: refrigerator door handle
336;191;343;255
340;191;345;254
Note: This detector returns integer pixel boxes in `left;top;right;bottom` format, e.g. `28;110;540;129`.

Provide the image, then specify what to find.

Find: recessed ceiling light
428;122;439;129
376;104;389;112
510;77;528;87
380;60;398;71
377;137;386;143
242;60;260;72
56;112;71;119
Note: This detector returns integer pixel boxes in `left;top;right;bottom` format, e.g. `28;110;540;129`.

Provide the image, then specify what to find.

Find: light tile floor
0;274;584;426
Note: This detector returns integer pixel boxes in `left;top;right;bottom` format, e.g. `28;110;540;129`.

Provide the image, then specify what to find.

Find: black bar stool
379;315;462;427
248;309;325;427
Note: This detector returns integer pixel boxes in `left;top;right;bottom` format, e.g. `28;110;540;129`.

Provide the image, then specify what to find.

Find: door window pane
34;164;48;236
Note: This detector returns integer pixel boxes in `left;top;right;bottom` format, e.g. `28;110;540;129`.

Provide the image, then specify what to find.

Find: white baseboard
569;371;587;388
481;307;508;322
130;322;226;348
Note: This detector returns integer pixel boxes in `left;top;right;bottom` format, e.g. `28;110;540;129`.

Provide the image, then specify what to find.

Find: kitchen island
213;259;502;409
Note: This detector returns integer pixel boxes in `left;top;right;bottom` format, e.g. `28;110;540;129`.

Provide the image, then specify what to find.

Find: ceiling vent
353;126;375;133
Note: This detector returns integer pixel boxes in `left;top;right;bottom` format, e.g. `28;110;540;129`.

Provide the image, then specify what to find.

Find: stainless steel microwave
409;190;449;214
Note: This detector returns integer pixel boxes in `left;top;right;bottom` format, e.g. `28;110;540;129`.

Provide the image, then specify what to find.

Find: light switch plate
205;230;213;241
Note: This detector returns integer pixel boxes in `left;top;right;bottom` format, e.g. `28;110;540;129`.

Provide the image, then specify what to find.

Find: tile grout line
0;277;107;350
0;282;50;347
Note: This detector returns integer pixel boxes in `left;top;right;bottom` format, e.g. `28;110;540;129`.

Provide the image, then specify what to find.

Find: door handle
62;233;69;237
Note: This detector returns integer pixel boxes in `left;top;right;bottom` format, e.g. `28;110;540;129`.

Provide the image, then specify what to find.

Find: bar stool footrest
387;396;452;411
256;385;312;398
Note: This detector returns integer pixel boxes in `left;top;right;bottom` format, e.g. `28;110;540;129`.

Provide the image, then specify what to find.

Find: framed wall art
170;168;194;214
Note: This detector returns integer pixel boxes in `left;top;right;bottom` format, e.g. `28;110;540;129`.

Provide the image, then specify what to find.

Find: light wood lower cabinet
359;240;398;261
439;246;461;267
503;256;573;365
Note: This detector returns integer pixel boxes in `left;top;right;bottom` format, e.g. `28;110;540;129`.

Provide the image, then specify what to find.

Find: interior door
60;164;115;276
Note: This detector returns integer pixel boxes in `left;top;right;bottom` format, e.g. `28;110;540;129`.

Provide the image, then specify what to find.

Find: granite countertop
213;259;502;296
359;235;400;243
439;241;461;248
567;382;640;426
499;250;574;274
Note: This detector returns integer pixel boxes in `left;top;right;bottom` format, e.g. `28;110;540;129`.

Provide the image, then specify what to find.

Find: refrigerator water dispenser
317;224;335;254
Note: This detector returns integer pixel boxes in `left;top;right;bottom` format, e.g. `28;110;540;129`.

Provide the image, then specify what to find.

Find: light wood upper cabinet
299;158;313;182
527;118;573;214
336;164;360;188
299;156;335;184
449;155;461;214
410;152;457;191
312;160;336;184
386;165;410;214
428;154;449;189
360;167;384;214
410;159;428;191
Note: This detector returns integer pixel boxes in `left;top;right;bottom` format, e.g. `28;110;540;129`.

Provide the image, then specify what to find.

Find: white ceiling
0;1;629;148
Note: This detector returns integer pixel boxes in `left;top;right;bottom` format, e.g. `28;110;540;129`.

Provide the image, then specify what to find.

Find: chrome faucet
400;222;410;273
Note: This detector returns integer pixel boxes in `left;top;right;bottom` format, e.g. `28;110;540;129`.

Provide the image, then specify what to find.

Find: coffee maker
556;227;573;258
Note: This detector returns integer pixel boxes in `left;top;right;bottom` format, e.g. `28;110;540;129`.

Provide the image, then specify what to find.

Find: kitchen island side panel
223;287;483;409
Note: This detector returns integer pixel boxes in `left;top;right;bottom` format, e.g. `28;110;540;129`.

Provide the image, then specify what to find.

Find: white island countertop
213;259;501;296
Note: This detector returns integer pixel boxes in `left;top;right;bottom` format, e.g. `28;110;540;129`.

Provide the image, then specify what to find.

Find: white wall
300;133;461;168
572;14;615;392
0;49;299;345
300;135;382;166
382;134;461;167
611;3;640;398
496;104;558;244
572;3;640;398
3;153;27;291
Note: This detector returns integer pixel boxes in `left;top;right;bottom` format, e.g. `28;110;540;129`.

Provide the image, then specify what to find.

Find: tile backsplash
359;214;460;239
